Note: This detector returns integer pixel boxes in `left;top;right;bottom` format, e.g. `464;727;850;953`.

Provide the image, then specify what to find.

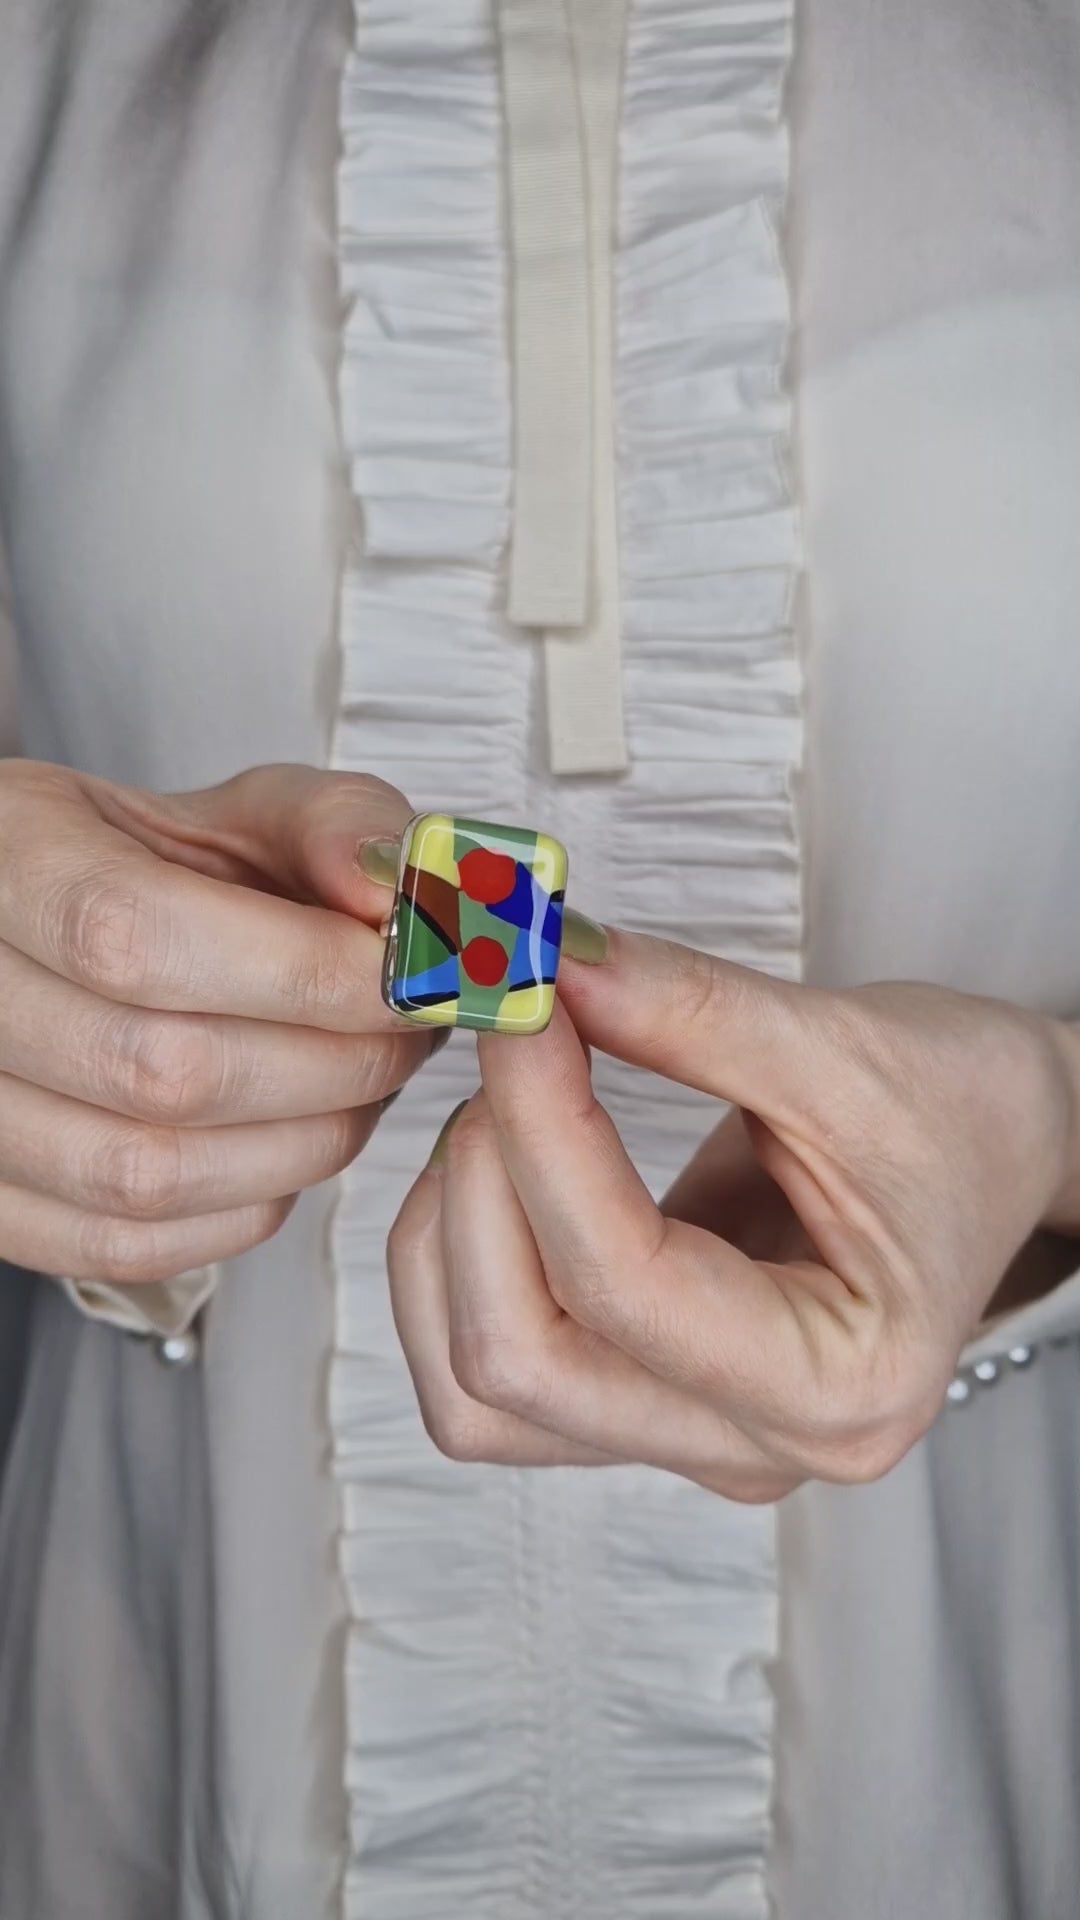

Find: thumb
149;764;413;928
557;925;819;1120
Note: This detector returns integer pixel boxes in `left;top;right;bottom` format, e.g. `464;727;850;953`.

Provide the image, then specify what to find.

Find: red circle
460;936;509;987
458;847;516;905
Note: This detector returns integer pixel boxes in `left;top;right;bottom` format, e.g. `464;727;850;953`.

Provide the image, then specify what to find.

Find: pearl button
156;1330;199;1368
944;1336;1059;1410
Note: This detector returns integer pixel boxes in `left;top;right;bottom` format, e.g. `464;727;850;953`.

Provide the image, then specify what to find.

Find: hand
388;929;1080;1497
0;759;430;1285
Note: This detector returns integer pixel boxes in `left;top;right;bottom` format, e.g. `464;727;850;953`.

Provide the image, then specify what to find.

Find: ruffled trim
331;1;798;1914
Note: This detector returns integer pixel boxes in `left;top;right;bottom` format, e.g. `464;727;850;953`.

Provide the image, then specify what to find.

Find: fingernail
428;1099;469;1167
379;1087;402;1114
561;908;608;965
356;839;400;886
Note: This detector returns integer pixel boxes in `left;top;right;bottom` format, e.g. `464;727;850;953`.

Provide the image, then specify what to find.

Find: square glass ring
382;814;568;1035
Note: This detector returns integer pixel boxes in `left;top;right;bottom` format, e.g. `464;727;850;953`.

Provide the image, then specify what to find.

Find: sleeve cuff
960;1261;1080;1367
56;1265;219;1340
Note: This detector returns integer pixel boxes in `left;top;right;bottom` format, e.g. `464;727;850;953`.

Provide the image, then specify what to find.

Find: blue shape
485;861;539;932
394;955;460;1006
487;864;564;958
507;927;562;989
538;938;561;982
506;925;538;990
541;893;564;948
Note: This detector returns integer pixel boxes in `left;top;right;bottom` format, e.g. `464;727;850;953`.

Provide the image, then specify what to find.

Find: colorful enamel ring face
382;814;568;1034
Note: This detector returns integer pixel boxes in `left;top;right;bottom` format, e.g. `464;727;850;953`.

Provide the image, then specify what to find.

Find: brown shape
403;863;461;952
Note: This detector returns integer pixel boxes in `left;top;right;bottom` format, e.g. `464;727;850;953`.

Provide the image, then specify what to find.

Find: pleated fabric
331;3;801;1913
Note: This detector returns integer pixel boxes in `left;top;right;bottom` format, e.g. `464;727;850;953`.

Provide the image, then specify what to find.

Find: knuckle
311;1108;370;1181
77;1196;293;1286
666;946;795;1063
421;1395;493;1464
670;942;722;1035
815;997;915;1131
812;1424;914;1486
97;1123;187;1221
54;876;159;998
701;1473;795;1506
213;1198;293;1263
0;761;77;835
386;1196;425;1271
546;1249;622;1333
792;1340;938;1485
351;1036;423;1109
279;929;351;1024
737;1478;797;1506
302;770;409;832
78;1212;162;1286
242;1196;295;1251
440;1104;488;1165
449;1323;539;1415
114;1017;225;1125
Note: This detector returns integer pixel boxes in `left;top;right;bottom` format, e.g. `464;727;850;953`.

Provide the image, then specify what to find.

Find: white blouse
1;1;1079;1917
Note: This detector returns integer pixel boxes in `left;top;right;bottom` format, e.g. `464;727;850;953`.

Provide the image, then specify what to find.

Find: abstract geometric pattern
382;814;568;1033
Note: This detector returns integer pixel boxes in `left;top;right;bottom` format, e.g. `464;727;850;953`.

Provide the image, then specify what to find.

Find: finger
0;940;433;1124
557;924;821;1121
662;1109;772;1231
439;1091;790;1495
0;1180;296;1285
662;1109;809;1263
0;1071;376;1219
0;784;405;1029
70;763;413;924
145;764;414;925
478;1001;666;1293
387;1147;610;1467
478;1003;851;1449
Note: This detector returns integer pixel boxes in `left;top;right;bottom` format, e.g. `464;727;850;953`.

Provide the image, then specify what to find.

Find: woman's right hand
0;758;430;1285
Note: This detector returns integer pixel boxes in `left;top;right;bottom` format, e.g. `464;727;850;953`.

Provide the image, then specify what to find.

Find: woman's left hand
388;931;1080;1498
